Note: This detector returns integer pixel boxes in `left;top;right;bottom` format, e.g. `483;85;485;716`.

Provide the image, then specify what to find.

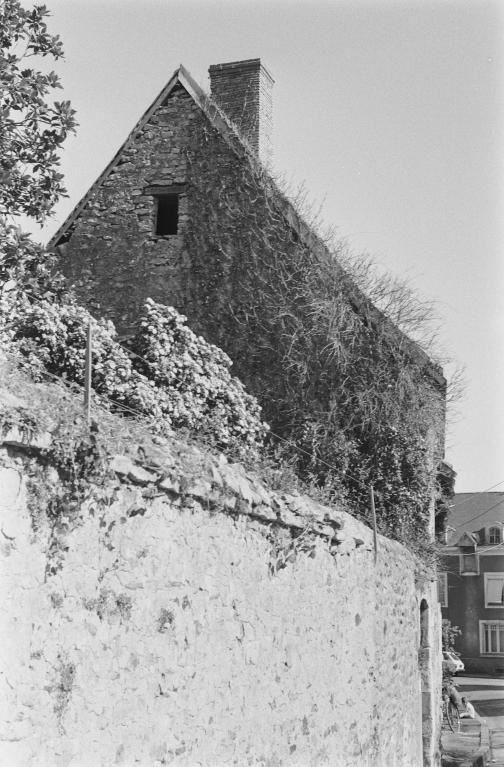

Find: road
456;675;504;766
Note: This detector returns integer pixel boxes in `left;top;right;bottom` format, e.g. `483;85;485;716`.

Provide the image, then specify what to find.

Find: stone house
439;492;504;674
44;58;447;765
49;59;447;526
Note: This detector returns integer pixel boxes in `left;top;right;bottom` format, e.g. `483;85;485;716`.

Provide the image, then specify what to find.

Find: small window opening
155;194;179;236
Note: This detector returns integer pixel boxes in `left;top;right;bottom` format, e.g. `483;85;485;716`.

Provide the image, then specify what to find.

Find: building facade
48;60;447;509
439;492;504;674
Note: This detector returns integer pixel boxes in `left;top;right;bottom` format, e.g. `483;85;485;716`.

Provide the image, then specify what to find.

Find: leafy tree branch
0;0;76;222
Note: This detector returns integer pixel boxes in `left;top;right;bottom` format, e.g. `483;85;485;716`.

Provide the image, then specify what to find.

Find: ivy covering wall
50;83;447;547
182;114;446;542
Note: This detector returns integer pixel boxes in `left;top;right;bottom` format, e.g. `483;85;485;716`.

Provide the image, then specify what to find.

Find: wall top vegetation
1;411;376;560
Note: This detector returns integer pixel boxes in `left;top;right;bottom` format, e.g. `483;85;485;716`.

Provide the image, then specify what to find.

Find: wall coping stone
0;408;376;555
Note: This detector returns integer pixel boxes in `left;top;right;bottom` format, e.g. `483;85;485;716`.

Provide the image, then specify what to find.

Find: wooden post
84;322;92;424
370;485;378;561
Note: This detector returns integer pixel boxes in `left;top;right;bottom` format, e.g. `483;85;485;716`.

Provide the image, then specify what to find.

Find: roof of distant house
447;492;504;546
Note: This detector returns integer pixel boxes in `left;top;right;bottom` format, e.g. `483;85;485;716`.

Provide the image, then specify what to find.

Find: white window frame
484;572;504;608
488;526;502;545
459;552;480;575
438;572;448;607
480;620;504;655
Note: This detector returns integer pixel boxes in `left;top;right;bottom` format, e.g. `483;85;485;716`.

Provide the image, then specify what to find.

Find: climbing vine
0;89;454;552
182;115;447;543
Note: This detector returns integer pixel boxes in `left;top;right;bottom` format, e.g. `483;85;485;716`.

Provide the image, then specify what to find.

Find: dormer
455;531;479;548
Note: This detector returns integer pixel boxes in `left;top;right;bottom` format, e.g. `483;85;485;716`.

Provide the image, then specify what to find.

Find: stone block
109;455;136;476
109;454;157;485
1;425;51;449
159;476;181;495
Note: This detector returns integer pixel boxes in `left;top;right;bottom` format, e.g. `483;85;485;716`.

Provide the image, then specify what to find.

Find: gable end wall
53;77;447;514
56;85;199;330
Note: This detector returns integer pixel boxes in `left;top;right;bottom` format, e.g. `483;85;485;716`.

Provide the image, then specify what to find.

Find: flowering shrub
1;270;267;452
131;299;267;447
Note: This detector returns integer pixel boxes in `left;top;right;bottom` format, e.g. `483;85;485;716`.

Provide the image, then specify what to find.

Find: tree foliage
442;619;461;655
0;0;76;222
0;218;65;295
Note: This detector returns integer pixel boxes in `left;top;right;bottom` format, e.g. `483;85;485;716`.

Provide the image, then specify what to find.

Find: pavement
441;675;504;767
441;716;489;767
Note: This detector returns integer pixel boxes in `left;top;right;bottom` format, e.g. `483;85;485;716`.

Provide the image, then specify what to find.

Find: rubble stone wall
55;85;199;333
0;430;442;767
52;80;446;510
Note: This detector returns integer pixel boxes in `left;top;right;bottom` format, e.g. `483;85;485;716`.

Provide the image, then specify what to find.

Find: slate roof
446;492;504;547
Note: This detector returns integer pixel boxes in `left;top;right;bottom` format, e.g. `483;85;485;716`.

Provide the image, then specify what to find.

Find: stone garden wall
0;413;442;766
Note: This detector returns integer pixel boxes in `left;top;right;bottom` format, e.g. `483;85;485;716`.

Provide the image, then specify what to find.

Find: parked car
443;651;465;675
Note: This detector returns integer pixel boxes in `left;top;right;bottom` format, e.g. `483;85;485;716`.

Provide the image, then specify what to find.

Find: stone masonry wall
0;414;442;766
56;84;199;332
53;79;446;495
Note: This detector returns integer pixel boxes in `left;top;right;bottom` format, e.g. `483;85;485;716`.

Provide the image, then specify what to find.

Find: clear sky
30;0;504;493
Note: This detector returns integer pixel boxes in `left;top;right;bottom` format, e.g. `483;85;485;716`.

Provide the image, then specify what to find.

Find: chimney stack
208;59;274;167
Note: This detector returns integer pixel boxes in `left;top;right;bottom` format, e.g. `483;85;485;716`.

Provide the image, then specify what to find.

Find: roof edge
48;66;186;249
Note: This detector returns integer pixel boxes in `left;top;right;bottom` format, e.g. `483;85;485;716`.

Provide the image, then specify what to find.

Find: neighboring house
439;492;504;674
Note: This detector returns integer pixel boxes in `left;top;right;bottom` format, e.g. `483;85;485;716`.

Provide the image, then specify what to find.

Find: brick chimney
208;59;274;166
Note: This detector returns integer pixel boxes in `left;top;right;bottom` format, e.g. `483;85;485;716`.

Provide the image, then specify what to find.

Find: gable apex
48;62;265;249
49;64;204;249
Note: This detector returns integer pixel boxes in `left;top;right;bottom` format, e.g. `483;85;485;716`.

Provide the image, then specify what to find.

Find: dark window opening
155;194;179;236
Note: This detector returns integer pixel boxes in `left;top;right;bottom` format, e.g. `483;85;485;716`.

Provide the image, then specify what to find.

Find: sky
27;0;504;493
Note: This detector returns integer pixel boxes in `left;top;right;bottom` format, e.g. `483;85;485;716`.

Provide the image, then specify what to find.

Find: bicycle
442;695;461;733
